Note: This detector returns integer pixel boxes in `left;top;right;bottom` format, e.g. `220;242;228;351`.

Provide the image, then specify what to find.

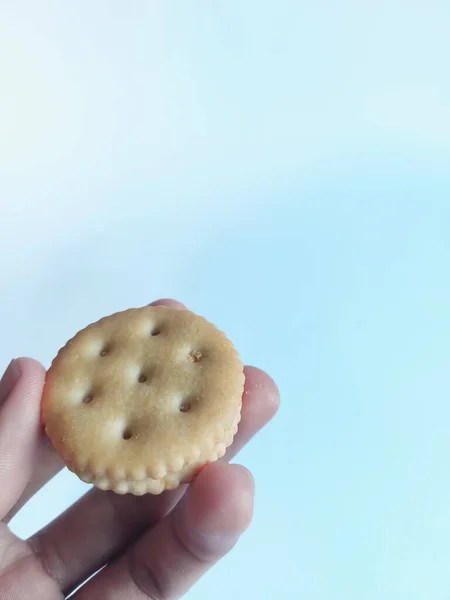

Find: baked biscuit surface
42;306;244;495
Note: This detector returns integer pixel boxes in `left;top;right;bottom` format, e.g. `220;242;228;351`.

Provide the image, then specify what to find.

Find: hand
0;299;279;599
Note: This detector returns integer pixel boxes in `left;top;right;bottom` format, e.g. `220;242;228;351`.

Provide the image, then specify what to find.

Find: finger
74;462;254;600
0;359;22;408
0;358;46;520
4;440;65;523
224;366;280;461
6;298;189;521
29;366;279;595
148;299;187;309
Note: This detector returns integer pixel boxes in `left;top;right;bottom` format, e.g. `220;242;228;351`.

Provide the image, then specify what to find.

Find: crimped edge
71;408;242;495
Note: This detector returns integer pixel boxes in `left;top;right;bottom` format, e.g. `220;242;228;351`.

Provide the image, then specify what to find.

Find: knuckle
128;546;167;600
28;534;69;589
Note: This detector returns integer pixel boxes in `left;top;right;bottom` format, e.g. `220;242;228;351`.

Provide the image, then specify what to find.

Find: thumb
0;358;46;519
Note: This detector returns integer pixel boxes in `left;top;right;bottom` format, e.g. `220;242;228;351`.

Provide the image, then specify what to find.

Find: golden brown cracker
42;306;244;495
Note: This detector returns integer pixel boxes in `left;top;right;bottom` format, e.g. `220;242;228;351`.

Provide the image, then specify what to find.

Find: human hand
0;299;279;599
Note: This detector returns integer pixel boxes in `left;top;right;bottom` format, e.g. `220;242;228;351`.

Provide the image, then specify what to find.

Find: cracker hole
189;349;203;363
123;428;133;440
138;374;148;383
150;327;161;336
100;348;109;357
173;392;196;413
83;394;94;404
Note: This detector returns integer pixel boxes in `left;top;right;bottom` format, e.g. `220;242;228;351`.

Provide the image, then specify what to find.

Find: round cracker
42;306;244;495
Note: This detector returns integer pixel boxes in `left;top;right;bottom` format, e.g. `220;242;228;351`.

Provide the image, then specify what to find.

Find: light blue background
1;2;450;599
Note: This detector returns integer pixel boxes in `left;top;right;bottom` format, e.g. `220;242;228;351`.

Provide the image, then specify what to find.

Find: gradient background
2;2;450;599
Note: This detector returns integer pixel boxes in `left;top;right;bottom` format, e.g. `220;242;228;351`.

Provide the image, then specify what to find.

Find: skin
0;299;280;599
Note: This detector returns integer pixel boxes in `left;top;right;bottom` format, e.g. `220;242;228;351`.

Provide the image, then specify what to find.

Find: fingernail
0;359;22;407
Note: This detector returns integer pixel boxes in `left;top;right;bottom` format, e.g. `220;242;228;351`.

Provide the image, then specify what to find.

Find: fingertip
14;358;47;398
243;365;280;398
149;298;187;310
15;357;47;378
0;357;47;518
186;462;255;538
243;366;280;416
